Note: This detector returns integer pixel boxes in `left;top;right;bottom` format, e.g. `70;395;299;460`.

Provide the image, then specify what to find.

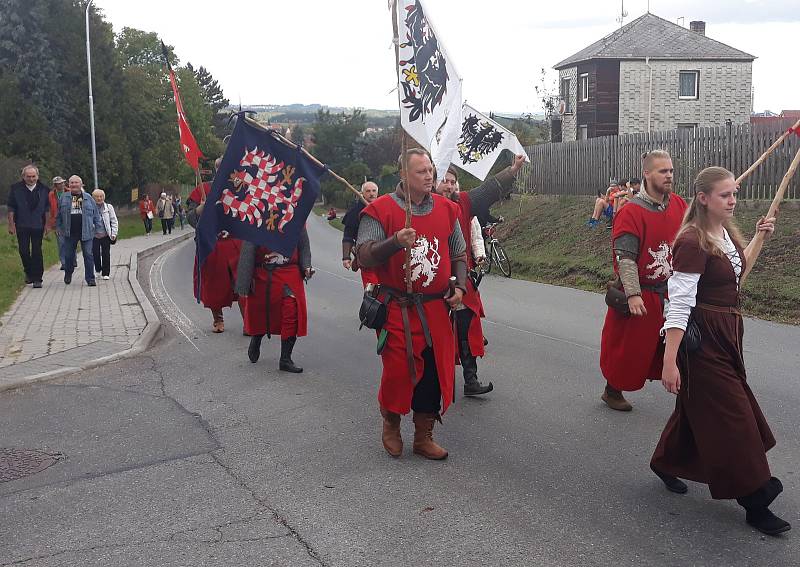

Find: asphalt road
1;213;798;566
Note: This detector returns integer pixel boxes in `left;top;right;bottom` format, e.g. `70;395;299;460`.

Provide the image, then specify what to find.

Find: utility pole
85;0;99;190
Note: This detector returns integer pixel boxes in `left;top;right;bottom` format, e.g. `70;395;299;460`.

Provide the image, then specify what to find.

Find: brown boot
602;383;632;411
412;412;448;460
212;309;224;333
380;408;403;457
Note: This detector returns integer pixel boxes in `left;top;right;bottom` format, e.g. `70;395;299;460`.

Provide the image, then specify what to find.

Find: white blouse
663;228;742;333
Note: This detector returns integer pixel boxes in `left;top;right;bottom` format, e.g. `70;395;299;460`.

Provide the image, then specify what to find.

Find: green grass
0;211;150;318
492;195;800;324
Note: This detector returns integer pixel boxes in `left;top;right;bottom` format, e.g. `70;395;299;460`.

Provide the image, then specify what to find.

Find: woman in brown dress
650;166;790;536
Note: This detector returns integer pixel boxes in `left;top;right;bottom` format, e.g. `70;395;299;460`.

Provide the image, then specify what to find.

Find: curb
0;232;194;392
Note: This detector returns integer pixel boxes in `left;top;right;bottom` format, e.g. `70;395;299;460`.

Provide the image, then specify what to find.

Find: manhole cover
0;448;61;483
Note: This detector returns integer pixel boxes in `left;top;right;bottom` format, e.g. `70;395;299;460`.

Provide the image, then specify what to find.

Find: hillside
492;195;800;324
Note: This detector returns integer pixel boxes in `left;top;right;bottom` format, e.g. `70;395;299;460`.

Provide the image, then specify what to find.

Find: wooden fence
517;119;800;200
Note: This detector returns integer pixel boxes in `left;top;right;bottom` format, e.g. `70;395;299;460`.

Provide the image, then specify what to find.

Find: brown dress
651;229;775;499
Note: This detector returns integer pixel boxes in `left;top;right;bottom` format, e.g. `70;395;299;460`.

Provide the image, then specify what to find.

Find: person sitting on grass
586;190;613;228
326;207;337;221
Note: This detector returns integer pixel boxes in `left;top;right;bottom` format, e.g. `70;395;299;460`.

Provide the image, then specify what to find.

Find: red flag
163;43;204;170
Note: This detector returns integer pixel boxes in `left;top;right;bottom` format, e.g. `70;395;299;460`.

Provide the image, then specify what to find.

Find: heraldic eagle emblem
457;113;505;165
399;0;450;123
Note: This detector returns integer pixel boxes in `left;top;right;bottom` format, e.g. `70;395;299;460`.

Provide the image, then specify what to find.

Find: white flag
394;0;462;175
455;104;529;181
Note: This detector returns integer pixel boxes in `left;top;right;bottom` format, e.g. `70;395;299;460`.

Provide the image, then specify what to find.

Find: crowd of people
6;165;118;287
138;191;185;236
10;143;789;538
586;177;642;228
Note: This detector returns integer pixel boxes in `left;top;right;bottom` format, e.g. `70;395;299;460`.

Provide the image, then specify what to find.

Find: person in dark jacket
6;165;50;288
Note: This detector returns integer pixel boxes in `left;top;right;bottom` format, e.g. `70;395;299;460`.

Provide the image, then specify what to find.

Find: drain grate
0;448;61;483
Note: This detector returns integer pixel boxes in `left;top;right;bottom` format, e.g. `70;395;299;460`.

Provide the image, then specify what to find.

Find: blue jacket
56;191;103;241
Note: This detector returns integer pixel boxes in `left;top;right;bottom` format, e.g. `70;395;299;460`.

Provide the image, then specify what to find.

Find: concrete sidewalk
0;229;193;391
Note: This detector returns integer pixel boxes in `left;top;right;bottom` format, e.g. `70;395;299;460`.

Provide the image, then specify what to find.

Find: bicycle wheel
484;242;493;274
494;243;512;277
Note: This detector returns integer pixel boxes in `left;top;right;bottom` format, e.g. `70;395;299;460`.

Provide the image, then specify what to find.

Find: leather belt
696;302;741;315
259;262;295;339
382;286;445;386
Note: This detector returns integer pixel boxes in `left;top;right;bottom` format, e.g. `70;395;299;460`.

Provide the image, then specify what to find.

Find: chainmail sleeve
297;228;311;271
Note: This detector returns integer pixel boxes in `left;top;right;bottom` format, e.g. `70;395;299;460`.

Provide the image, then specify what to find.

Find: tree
534;67;559;142
356;122;402;178
311;109;368;206
187;63;228;114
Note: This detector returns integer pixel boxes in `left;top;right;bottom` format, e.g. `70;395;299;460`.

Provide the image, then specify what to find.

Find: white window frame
579;73;589;102
678;70;700;100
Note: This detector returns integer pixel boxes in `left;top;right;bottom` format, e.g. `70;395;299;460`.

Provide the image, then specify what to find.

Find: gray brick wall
618;60;752;134
558;67;578;141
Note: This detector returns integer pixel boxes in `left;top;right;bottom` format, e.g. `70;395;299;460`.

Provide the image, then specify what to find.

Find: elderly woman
156;192;175;235
92;189;118;280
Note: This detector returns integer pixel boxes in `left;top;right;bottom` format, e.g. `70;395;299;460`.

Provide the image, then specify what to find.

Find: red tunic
190;183;242;310
600;194;687;391
240;248;308;338
454;192;485;358
362;194;459;415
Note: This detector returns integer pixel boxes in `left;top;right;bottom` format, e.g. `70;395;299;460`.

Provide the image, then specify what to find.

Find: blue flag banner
196;118;325;268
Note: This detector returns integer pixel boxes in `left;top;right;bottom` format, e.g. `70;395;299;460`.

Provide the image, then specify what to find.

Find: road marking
148;244;201;352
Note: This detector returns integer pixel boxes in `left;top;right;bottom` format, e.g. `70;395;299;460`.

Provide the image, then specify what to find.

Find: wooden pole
735;118;800;185
390;0;413;293
241;116;368;206
740;144;800;284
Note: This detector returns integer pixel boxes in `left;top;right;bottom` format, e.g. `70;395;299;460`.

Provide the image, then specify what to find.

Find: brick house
552;13;754;141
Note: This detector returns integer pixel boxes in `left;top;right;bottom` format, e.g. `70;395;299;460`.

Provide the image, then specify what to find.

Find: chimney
690;21;706;36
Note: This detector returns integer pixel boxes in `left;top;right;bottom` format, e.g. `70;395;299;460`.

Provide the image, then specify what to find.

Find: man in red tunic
186;179;243;333
236;230;312;373
356;149;467;460
599;150;688;410
433;156;525;396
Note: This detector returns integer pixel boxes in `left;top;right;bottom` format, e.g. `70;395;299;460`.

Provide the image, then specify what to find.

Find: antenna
616;0;628;27
677;16;685;26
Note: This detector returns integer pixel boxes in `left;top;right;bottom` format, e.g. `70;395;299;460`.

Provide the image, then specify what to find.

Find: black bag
680;312;701;353
605;279;630;316
359;292;387;330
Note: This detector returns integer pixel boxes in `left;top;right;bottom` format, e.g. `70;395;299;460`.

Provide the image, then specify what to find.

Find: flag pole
391;0;413;293
736;118;800;185
241;116;367;206
739;144;800;285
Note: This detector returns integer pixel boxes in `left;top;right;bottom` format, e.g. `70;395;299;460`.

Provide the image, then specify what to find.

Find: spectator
156;192;175;235
327;206;337;221
612;178;630;216
629;177;642;195
57;175;102;286
586;190;612;228
47;176;69;270
139;194;155;236
6;164;50;288
174;195;185;230
91;189;118;280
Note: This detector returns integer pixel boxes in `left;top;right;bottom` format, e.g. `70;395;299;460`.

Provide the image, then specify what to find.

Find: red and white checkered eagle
217;147;306;232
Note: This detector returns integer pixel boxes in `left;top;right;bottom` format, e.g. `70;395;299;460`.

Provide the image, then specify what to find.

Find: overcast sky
96;0;798;115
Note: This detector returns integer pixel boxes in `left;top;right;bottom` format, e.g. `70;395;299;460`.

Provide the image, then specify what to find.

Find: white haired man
56;176;103;286
6;165;50;288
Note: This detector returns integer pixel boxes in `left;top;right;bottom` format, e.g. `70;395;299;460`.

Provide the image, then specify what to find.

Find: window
679;71;699;99
677;123;697;132
579;73;589;102
560;77;572;113
578;125;588;140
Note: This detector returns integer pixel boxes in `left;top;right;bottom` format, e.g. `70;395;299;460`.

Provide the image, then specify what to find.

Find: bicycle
482;220;511;278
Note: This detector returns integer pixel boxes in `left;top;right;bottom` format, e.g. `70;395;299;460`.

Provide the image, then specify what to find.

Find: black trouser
161;218;173;234
143;217;152;233
455;309;474;354
411;347;441;413
16;227;44;283
92;236;112;277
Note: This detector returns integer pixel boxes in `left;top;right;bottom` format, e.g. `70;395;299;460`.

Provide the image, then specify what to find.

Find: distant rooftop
554;12;755;70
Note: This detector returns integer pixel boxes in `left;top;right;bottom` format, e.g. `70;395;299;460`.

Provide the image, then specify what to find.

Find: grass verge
492;195;800;324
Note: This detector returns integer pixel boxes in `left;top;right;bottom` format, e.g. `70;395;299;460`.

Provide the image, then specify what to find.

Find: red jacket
139;198;155;220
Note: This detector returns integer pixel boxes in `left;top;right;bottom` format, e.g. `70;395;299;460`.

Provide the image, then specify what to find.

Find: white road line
148;244;201;352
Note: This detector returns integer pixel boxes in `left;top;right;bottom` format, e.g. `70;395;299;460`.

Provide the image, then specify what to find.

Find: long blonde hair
675;166;745;256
